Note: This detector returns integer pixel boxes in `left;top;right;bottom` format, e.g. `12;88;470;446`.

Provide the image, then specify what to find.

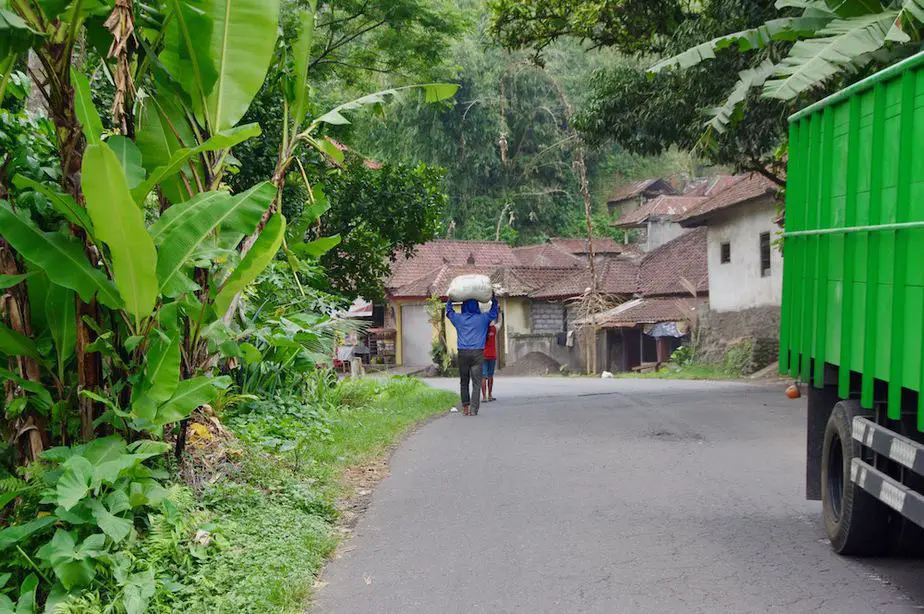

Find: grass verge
617;362;741;380
167;376;456;612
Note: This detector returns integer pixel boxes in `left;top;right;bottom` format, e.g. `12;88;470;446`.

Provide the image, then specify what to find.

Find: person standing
481;311;502;402
446;294;498;416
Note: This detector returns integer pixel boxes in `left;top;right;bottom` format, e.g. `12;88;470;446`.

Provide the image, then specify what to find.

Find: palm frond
649;16;833;73
762;11;897;100
707;59;779;133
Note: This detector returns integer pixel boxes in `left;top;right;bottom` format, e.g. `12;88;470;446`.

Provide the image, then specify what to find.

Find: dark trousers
457;349;483;413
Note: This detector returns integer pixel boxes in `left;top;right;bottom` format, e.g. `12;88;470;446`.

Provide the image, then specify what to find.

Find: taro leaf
82;143;158;321
127;440;171;456
71;68;103;145
54;501;94;526
153;376;220;426
213;213;285;316
55;455;93;511
0;517;56;551
128;480;167;507
37;530;106;590
238;342;262;364
86;499;133;543
14;573;37;614
0;272;35;289
106;489;132;515
205;0;282;131
107;136;146;190
81;435;127;465
0;204;121;308
122;569;156;614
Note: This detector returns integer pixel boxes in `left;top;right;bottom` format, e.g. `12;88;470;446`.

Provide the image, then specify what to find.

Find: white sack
448;274;492;302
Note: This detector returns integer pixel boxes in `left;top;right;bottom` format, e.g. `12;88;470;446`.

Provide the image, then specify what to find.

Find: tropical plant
0;0;457;465
0;437;176;614
649;0;924;124
0;1;457;609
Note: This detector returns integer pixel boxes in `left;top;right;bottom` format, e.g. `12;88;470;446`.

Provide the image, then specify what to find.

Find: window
760;232;772;277
720;242;731;264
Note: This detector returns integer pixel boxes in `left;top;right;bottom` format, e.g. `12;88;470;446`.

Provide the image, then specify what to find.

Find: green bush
722;339;755;376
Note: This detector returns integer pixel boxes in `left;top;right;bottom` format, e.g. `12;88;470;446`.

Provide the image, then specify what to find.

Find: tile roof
679;173;780;226
681;174;739;197
531;258;640;300
491;267;577;297
606;178;676;204
512;243;583;268
611;195;707;228
575;297;700;328
639;227;708;297
548;237;626;255
387;240;519;294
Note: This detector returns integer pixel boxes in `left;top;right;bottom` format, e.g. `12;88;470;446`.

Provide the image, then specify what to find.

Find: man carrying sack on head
446;292;498;416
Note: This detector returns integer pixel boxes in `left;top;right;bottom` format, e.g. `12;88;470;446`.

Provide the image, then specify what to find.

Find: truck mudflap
852;417;924;528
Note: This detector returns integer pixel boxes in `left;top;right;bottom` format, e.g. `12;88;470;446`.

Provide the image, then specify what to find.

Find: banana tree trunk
0;240;47;461
41;44;104;441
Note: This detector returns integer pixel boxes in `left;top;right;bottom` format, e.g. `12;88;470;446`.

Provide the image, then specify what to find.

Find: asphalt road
312;377;924;614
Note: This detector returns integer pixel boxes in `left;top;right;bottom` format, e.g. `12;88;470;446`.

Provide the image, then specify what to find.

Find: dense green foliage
488;0;923;180
351;15;690;243
320;157;447;301
0;0;458;609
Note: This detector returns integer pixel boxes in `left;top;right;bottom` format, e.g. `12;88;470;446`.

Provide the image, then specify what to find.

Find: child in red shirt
481;317;499;402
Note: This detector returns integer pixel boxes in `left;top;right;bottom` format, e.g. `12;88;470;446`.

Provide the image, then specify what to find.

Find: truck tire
821;400;889;555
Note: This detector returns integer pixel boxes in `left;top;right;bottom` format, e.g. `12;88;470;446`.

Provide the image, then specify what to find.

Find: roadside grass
173;376;456;613
617;362;741;380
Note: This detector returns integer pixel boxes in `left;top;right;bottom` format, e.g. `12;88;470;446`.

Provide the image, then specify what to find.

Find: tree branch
308;18;388;71
745;161;785;187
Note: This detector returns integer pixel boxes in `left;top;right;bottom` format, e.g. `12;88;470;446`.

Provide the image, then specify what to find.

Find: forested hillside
346;0;691;244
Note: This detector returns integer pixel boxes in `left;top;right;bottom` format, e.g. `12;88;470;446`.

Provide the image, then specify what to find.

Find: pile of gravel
501;352;561;376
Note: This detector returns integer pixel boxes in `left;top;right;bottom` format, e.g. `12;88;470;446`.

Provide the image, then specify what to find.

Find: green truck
780;51;924;555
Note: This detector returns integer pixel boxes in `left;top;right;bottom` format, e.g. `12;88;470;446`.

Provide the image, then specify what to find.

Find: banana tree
649;0;923;133
0;0;457;462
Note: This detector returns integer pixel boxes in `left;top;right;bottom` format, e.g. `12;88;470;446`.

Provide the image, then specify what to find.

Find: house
610;195;706;252
606;178;676;218
546;237;632;263
575;228;709;372
385;240;520;366
677;173;782;369
384;228;709;374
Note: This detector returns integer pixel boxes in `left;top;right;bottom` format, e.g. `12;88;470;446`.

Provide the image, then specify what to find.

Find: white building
677;173;783;369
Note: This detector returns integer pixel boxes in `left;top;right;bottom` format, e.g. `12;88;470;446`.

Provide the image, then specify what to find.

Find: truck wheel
822;400;889;555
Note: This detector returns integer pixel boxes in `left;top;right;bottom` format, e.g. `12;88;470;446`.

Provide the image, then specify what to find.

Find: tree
0;0;456;460
349;23;688;243
488;0;923;180
319;157;447;301
489;0;795;182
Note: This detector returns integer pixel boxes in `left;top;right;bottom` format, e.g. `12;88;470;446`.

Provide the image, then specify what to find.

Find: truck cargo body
780;51;924;555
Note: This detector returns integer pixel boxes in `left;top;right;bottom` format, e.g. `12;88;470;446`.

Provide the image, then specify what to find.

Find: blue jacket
446;296;499;350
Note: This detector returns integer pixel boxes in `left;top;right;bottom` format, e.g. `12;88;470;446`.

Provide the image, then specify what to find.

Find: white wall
706;197;783;312
646;221;688;252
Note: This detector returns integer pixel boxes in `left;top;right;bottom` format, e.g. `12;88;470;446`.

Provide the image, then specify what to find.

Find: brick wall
531;301;566;333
